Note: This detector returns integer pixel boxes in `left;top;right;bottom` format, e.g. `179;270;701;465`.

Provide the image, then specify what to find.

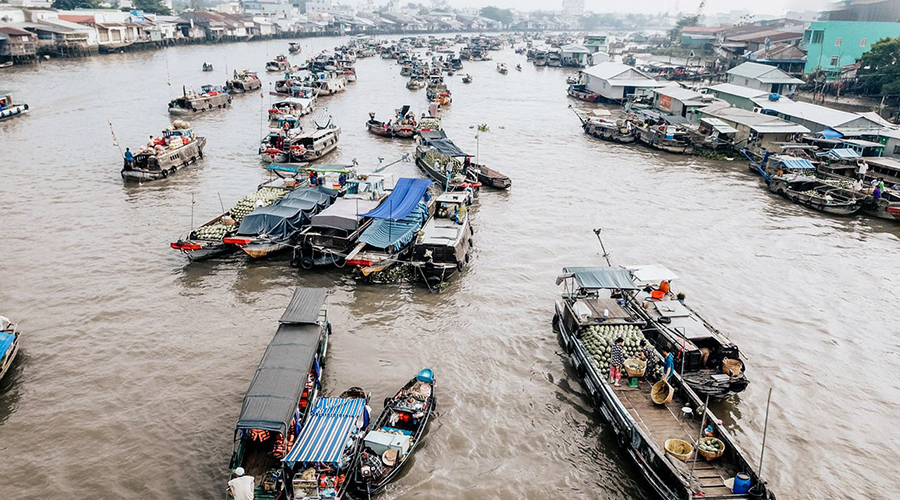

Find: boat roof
0;331;15;359
775;158;815;169
237;187;335;238
558;267;639;290
700;117;738;135
420;218;464;246
423;138;470;157
280;287;327;324
277;97;313;106
824;148;860;160
359;201;428;249
236;289;326;433
362;177;432;221
310;197;380;231
436;192;467;204
284;397;367;466
623;264;678;285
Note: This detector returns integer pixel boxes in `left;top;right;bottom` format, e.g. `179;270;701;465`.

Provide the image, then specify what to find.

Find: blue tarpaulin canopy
560;267;639;290
284;397;366;466
776;158;815;170
358;202;428;250
361;177;432;221
237;187;335;240
0;332;15;359
818;128;843;139
825;148;861;160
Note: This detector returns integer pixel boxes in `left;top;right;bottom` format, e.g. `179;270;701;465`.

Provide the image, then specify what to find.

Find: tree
479;6;513;27
51;0;101;9
859;37;900;95
668;15;699;43
132;0;171;14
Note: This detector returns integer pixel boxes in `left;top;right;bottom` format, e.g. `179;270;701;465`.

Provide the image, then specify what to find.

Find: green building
804;21;900;75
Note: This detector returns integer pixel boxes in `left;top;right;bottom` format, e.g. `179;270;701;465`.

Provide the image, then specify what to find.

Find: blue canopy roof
361;177;432;221
826;148;860;160
560;267;639;290
0;332;15;359
818;128;843;139
284;397;366;466
776;158;815;170
358;202;428;250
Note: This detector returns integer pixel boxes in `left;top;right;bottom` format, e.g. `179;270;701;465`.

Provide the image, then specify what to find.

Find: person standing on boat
610;337;625;387
662;348;675;382
857;160;868;179
227;467;254;500
124;148;134;169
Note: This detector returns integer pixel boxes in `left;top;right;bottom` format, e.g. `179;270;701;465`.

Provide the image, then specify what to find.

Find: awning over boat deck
775;158;815;170
418;129;447;141
284;397;366;466
700;118;738;135
824;148;860;160
310;197;381;231
237;187;336;239
0;332;15;358
423;138;470;157
280;287;327;324
558;267;639;290
362;177;432;221
236;322;322;433
624;264;679;285
359;202;429;250
818;128;843;139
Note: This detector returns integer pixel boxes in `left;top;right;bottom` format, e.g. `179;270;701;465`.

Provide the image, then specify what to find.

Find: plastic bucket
733;473;751;494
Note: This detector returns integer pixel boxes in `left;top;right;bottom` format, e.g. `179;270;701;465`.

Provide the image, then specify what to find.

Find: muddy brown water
1;36;898;500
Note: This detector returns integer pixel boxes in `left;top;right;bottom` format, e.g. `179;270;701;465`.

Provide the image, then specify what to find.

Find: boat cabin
411;191;472;268
228;288;330;498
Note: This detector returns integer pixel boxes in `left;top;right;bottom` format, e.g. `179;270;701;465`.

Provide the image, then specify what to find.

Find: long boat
415;130;481;192
409;191;474;286
572;108;636;144
768;176;865;215
345;178;433;276
567;84;599;102
0;316;21;385
225;70;262;94
227;287;330;499
350;369;435;497
224;186;338;259
0;91;29;121
167;85;231;115
121;122;206;182
281;391;370;500
554;267;775;500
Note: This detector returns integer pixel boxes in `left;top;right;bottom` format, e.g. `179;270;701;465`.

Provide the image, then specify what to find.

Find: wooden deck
613;382;744;498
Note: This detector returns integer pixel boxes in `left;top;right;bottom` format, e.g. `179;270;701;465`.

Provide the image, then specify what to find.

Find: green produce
192;187;289;241
578;324;647;378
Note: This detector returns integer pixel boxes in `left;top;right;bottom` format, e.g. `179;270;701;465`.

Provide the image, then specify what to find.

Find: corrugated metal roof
581;61;655;82
727;61;803;84
280;287;327;324
751;98;880;128
707;83;769;100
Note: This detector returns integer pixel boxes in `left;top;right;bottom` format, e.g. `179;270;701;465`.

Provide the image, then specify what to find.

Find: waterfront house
707;82;769;109
579;61;666;102
651;86;722;120
726;61;804;95
750;95;884;134
0;25;37;61
748;43;807;76
700;104;810;149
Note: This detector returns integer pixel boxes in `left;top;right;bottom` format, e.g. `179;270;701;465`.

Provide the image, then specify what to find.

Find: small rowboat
350;369;435;497
468;163;511;189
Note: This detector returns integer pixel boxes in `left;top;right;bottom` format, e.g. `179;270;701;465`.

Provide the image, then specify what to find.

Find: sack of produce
697;437;726;461
664;439;694;462
651;380;673;405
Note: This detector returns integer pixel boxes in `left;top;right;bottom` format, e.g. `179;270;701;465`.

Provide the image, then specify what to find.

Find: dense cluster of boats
226;288;436;500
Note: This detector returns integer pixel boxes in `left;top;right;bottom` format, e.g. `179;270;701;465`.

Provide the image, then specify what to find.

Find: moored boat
409;192;474;286
467;162;511;189
350;369;436;496
573;109;636;144
554;267;775;500
281;389;371;500
0;91;29;121
366;106;417;139
863;189;900;220
415;130;481;193
227;287;331;500
167;85;231;115
768;175;866;215
567;84;599;102
0;316;21;385
269;95;316;122
266;54;291;72
260;112;341;164
121;121;206;182
407;75;426;90
225;70;262;94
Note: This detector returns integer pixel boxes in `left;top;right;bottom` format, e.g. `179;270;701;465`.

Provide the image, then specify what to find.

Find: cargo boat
167;85;231;115
554;267;775;500
227;288;330;500
409;191;474;286
225;70;262;94
0;91;29;121
121;122;206;182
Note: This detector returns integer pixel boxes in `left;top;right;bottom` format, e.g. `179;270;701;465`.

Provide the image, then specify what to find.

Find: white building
726;62;804;95
561;0;584;16
579;62;667;102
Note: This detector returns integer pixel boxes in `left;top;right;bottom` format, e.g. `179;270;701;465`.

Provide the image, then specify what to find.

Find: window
831;56;839;66
893;145;900;155
860;38;867;47
811;30;824;44
803;30;811;43
835;37;842;47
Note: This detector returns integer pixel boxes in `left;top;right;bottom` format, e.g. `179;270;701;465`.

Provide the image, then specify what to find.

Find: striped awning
826;148;861;160
284;397;366;466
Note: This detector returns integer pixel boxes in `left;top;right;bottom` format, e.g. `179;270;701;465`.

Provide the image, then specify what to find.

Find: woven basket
722;358;743;377
664;439;694;462
651;380;674;405
697;437;726;461
624;358;647;378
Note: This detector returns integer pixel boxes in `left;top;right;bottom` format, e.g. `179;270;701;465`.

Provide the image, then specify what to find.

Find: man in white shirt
227;467;255;500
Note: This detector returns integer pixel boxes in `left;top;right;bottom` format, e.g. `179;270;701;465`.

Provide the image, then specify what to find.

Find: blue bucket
733;473;751;494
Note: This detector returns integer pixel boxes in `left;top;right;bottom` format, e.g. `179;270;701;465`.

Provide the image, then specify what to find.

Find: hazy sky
440;0;832;16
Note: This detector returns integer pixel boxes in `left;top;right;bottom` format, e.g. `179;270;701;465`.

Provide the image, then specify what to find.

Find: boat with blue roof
0;316;20;385
227;288;330;500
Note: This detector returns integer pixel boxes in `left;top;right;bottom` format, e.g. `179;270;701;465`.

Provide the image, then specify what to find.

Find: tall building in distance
561;0;584;16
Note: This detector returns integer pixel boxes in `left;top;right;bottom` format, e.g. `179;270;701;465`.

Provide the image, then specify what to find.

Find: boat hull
122;137;207;183
584;123;636;144
0;104;29;120
240;241;290;259
638;130;694;155
0;333;19;383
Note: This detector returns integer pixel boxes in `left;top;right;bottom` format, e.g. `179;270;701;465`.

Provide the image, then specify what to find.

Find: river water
1;36;898;500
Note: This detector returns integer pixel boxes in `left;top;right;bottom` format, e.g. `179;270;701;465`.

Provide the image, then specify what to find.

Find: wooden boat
225;70;262;94
167;85;231;115
688;118;737;152
567;84;599;102
121;122;206;182
0;91;29;121
293;175;389;269
638;125;694;155
366;106;417;139
288;42;301;54
269;96;316;122
573;109;636;144
554;267;775;500
225;186;338;259
768;176;866;215
415;132;481;193
407;75;426;90
467;162;511;189
260;114;341;164
0;61;13;69
228;288;331;500
0;316;21;385
462;74;473;84
345;178;434;276
410;192;474;285
201;62;213;72
863;189;900;221
266;54;291;72
282;389;371;500
497;63;508;74
350;370;435;497
624;265;750;398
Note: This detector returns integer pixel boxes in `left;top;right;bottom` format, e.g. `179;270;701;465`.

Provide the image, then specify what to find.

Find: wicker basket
624;358;646;378
722;358;743;377
651;380;674;405
697;437;726;461
664;439;694;462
